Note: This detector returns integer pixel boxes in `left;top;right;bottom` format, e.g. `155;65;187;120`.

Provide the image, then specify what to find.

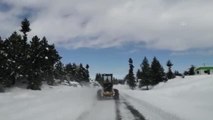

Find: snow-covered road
76;100;116;120
75;96;147;120
120;93;182;120
117;96;146;120
0;86;160;120
1;75;213;120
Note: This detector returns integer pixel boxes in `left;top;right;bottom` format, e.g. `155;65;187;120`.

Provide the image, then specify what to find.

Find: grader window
102;74;113;82
103;76;112;82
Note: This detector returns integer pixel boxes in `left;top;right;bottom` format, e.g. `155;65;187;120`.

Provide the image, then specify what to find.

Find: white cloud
1;0;213;51
172;49;213;56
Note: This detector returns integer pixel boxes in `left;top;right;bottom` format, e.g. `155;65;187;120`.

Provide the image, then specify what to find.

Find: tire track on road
77;96;146;120
123;101;146;120
115;97;146;120
115;100;122;120
122;94;183;120
122;98;146;120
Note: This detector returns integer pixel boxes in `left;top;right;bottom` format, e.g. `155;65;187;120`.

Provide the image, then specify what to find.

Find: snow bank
116;75;213;120
0;85;98;120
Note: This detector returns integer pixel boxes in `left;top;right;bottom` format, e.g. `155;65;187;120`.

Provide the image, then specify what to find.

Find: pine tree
3;32;25;86
166;60;174;80
174;70;182;76
0;18;64;90
86;64;89;70
54;61;65;81
95;73;102;84
124;74;129;84
0;38;11;87
189;65;195;75
19;18;31;79
139;57;151;90
0;38;3;74
136;69;141;83
0;37;6;88
78;63;84;82
85;64;90;82
150;57;165;85
38;37;61;85
20;18;31;42
65;63;73;81
27;36;42;90
64;63;89;83
127;58;136;89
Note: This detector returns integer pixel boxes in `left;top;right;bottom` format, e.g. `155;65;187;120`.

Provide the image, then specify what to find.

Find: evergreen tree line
126;57;176;90
95;73;115;85
95;73;124;85
55;62;90;83
95;73;102;84
0;19;90;91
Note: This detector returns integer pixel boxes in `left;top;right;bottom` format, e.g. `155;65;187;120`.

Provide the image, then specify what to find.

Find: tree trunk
146;85;149;90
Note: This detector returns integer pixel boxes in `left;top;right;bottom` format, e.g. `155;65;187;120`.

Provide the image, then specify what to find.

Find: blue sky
1;0;213;79
57;46;213;79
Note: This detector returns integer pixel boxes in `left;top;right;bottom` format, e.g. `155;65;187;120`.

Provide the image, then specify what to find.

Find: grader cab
97;74;119;100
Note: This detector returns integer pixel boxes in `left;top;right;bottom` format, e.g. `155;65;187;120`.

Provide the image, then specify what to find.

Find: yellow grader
97;74;119;100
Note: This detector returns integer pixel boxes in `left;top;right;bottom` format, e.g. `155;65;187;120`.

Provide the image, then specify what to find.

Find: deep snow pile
0;85;98;120
116;74;213;120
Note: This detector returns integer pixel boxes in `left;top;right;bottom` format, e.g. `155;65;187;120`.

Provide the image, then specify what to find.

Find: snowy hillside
116;74;213;120
0;75;213;120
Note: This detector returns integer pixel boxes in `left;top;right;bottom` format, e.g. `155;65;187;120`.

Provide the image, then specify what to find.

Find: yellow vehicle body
97;73;119;100
102;91;114;97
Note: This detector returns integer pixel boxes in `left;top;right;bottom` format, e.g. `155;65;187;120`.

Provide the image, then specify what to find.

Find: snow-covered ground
0;75;213;120
0;86;99;120
116;74;213;120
